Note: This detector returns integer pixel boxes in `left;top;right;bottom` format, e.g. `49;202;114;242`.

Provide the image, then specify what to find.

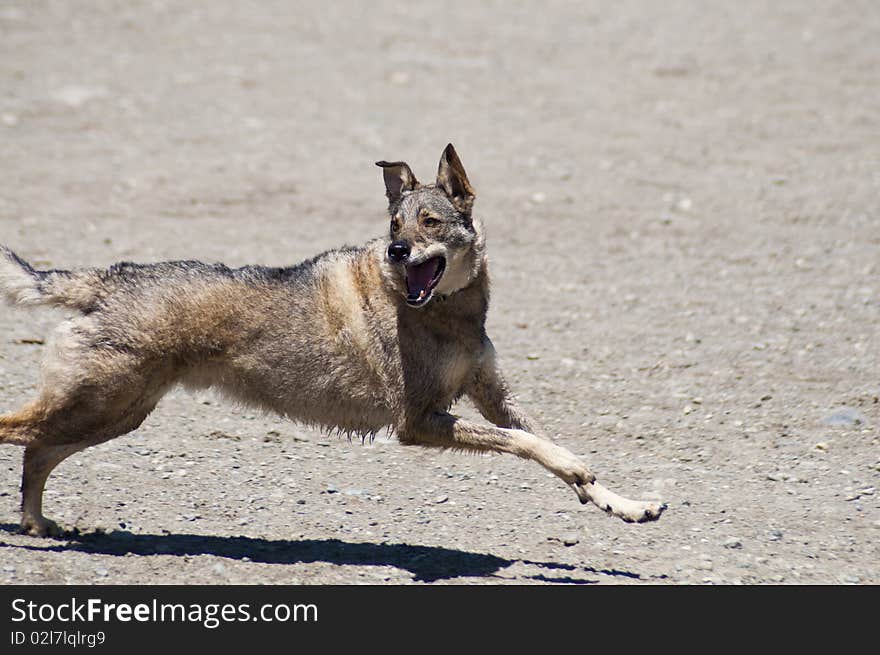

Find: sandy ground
0;1;877;584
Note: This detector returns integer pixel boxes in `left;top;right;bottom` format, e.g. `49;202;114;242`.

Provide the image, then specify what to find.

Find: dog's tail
0;245;103;312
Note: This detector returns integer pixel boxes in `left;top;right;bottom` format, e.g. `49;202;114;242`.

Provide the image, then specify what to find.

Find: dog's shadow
0;523;642;583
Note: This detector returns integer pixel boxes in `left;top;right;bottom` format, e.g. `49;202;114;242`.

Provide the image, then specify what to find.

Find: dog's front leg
465;338;538;432
403;412;664;523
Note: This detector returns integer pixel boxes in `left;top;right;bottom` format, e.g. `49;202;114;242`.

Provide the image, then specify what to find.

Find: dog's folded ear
375;160;419;205
436;143;475;215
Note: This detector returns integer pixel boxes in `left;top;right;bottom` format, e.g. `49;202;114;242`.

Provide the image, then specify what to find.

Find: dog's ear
436;143;475;214
375;160;419;205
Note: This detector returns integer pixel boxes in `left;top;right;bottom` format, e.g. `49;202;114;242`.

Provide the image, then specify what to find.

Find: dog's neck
419;258;489;321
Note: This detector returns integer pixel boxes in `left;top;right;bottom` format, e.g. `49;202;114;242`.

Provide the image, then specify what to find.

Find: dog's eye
390;220;400;233
423;217;440;228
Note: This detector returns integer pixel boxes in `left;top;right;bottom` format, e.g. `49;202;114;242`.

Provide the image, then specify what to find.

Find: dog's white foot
21;514;63;538
575;481;666;523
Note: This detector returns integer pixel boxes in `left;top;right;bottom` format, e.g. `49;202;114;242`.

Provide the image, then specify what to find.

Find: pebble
95;568;109;577
434;495;449;504
723;537;743;549
822;407;866;427
844;487;874;501
767;529;783;541
388;71;410;85
51;85;107;108
561;533;580;547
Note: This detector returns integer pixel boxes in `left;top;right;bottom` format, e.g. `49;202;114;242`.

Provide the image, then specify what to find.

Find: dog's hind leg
0;403;71;535
3;392;159;537
2;350;166;535
402;411;665;523
20;443;85;537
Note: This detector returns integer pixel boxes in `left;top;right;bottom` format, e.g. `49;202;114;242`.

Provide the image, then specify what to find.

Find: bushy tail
0;245;102;312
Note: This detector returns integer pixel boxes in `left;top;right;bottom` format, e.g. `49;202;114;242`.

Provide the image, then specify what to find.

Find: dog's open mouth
405;256;446;307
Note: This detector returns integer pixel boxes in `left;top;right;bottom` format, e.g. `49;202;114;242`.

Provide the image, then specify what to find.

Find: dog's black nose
387;240;411;263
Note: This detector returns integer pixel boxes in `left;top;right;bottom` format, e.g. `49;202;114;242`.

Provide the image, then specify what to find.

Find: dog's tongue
406;258;440;299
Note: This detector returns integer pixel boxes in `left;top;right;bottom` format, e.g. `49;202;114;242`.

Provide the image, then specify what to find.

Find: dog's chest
399;319;481;399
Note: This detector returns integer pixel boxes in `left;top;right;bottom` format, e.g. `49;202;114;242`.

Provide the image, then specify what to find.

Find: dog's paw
636;501;667;523
20;515;64;538
616;501;667;523
580;481;667;524
614;499;667;523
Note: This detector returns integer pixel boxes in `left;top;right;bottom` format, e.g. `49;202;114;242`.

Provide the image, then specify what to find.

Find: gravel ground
0;1;877;584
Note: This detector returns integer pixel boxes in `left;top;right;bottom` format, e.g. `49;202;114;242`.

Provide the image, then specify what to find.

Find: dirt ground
0;1;877;585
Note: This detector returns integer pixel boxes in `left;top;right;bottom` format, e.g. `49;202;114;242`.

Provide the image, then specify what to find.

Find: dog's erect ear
375;160;419;205
436;143;475;214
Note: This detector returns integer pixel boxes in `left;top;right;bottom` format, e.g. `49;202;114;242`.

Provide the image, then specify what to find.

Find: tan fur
0;145;664;538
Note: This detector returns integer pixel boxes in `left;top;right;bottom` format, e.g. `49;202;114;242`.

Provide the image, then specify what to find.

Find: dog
0;144;664;537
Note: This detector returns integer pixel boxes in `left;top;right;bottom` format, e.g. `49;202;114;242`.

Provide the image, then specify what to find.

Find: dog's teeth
419;290;426;300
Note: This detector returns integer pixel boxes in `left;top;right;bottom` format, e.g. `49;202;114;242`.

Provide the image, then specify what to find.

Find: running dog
0;144;665;537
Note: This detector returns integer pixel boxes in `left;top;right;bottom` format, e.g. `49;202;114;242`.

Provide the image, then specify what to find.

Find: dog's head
376;144;485;308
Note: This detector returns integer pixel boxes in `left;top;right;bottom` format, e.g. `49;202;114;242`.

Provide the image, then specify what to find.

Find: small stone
845;487;874;501
842;575;860;584
767;529;783;542
822;407;865;427
389;71;409;85
723;537;743;549
561;533;580;547
814;442;829;451
434;495;449;504
95;568;109;577
325;485;338;494
296;499;306;505
526;353;540;360
52;85;107;108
